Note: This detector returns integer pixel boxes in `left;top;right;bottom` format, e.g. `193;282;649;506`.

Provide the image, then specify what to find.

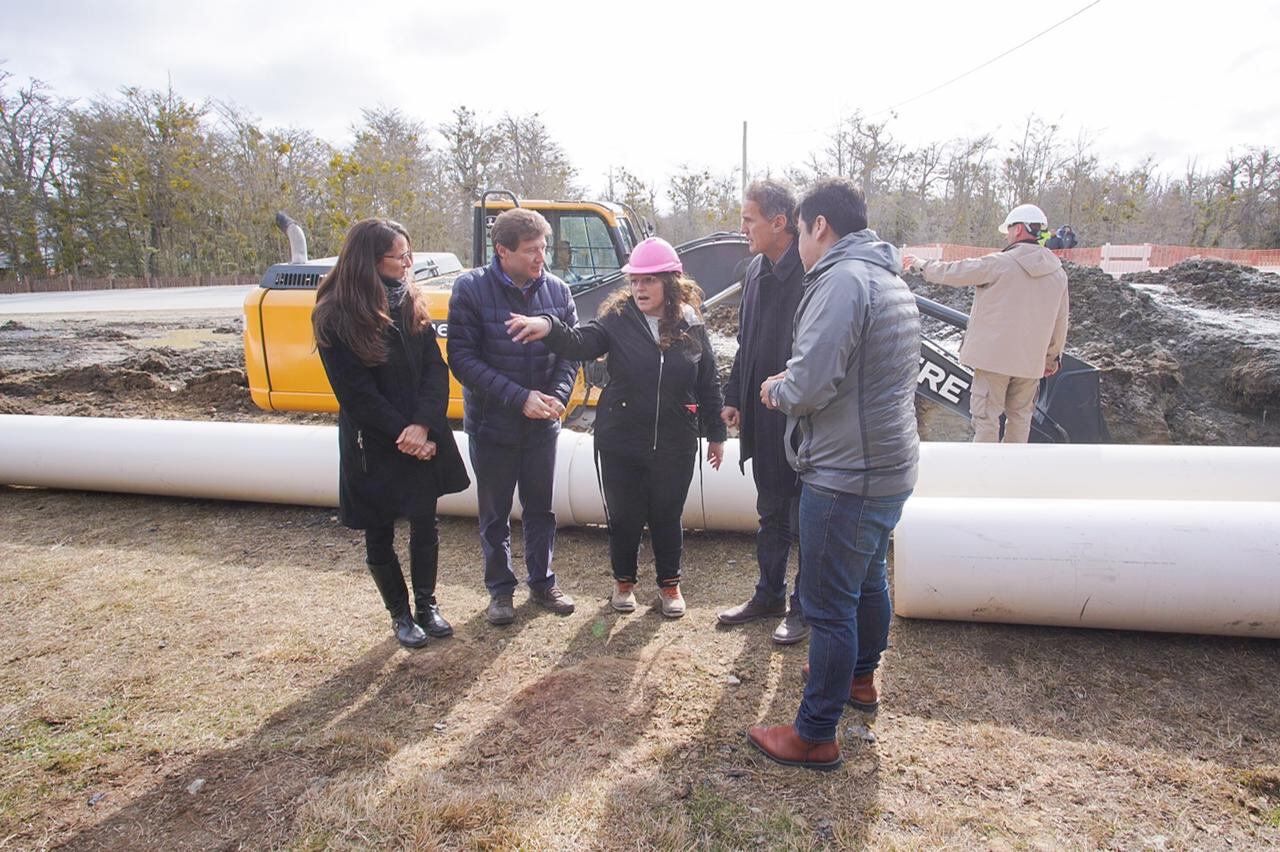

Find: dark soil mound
1127;259;1280;312
704;301;739;338
119;351;180;375
44;363;164;393
1;320;30;331
76;327;136;341
184;368;251;410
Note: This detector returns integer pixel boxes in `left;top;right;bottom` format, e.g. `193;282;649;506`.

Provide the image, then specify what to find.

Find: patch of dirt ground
2;291;1279;848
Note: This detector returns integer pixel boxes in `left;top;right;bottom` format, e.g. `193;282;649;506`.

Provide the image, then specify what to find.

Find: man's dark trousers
470;432;558;598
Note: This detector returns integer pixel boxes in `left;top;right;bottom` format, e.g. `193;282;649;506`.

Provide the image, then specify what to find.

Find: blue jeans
753;483;802;615
794;483;912;743
469;434;558;598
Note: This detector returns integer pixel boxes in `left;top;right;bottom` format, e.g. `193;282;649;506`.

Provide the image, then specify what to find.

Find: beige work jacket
921;242;1069;379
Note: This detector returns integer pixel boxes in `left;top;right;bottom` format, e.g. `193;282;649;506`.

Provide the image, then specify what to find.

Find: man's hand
720;405;740;429
522;390;564;420
707;441;725;471
902;255;925;274
759;372;786;410
505;313;552;343
1044;355;1062;377
396;424;435;460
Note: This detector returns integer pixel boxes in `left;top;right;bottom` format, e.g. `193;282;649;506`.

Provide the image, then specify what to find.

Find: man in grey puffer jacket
747;178;920;771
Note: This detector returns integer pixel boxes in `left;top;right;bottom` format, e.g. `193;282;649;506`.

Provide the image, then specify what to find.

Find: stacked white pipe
3;416;1278;638
897;443;1280;638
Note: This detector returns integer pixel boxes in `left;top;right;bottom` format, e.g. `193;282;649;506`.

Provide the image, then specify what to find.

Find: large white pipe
0;415;758;531
893;497;1280;638
916;442;1280;501
6;416;1280;639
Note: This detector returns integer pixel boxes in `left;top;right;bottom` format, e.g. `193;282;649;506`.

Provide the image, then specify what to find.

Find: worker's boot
410;541;452;638
367;557;428;649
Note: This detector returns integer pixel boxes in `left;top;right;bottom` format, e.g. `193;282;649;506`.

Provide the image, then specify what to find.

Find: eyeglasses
381;251;413;264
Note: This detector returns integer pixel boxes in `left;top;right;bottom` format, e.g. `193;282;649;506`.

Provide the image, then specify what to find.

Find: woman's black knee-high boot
367;557;428;648
409;542;452;638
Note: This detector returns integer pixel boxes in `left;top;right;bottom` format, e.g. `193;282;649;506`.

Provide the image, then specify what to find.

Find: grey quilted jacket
768;230;920;496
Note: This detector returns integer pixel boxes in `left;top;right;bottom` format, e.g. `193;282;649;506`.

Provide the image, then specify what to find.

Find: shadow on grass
59;607;509;851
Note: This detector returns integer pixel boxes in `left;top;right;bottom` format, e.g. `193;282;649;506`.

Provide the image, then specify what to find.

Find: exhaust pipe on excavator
275;212;308;263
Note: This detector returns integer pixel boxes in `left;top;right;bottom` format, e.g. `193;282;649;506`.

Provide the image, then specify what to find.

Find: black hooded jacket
541;298;727;457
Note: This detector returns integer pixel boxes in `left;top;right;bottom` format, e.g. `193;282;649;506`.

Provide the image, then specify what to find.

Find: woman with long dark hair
313;218;470;647
506;237;726;617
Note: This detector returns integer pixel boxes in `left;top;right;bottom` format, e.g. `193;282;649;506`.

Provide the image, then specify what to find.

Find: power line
871;0;1103;117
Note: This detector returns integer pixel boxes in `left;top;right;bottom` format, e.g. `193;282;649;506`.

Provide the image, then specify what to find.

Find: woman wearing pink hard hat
505;237;727;617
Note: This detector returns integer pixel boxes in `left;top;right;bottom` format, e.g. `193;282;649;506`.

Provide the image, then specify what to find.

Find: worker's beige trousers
970;369;1040;443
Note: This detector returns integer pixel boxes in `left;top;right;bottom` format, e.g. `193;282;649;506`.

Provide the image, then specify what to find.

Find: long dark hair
600;272;704;350
312;218;432;366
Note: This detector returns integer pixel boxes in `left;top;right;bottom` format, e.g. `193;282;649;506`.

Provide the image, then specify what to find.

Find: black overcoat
722;240;804;495
317;285;470;529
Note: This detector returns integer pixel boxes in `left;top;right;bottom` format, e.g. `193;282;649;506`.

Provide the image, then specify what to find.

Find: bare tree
0;70;67;278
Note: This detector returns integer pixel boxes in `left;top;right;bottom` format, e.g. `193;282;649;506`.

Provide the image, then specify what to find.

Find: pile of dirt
907;260;1280;445
704;301;739;338
184;368;253;411
1;319;30;331
1128;259;1280;312
43;363;164;394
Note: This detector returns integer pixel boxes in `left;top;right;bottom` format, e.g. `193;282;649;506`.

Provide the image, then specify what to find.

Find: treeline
3;68;1278;281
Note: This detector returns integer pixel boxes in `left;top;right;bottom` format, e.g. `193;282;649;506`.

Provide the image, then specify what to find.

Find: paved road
0;285;255;315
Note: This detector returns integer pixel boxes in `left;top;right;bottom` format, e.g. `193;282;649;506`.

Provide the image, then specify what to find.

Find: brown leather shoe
746;724;841;771
801;663;880;713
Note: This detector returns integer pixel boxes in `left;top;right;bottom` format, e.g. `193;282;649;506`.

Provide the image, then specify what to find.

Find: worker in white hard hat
902;204;1069;443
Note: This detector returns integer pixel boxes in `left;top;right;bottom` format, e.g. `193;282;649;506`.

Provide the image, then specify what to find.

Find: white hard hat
998;203;1048;235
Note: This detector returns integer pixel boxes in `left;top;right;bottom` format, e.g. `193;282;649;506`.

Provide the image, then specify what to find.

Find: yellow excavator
242;191;750;419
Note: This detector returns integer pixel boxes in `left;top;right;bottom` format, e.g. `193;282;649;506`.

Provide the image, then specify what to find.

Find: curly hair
600;272;704;349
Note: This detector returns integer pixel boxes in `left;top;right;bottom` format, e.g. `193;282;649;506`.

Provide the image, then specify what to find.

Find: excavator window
546;212;621;286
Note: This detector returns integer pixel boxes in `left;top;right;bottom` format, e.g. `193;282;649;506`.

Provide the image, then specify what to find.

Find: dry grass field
2;486;1278;850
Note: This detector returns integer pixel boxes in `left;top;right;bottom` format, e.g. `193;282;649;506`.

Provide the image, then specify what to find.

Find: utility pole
742;121;748;195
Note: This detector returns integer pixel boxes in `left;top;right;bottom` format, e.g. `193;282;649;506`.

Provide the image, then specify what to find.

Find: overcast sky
3;0;1278;206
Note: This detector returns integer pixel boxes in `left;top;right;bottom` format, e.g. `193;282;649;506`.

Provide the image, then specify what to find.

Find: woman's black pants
598;450;696;588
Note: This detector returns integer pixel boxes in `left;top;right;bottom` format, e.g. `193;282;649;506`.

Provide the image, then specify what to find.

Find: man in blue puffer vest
447;208;580;625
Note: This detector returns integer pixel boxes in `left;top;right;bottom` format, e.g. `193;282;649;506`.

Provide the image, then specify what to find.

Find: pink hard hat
622;237;682;275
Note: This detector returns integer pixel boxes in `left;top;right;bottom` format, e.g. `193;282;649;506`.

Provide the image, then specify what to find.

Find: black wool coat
542;298;727;458
723;240;804;495
318;285;470;529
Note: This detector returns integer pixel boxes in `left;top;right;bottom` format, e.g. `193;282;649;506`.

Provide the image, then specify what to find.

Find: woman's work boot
367;558;428;649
